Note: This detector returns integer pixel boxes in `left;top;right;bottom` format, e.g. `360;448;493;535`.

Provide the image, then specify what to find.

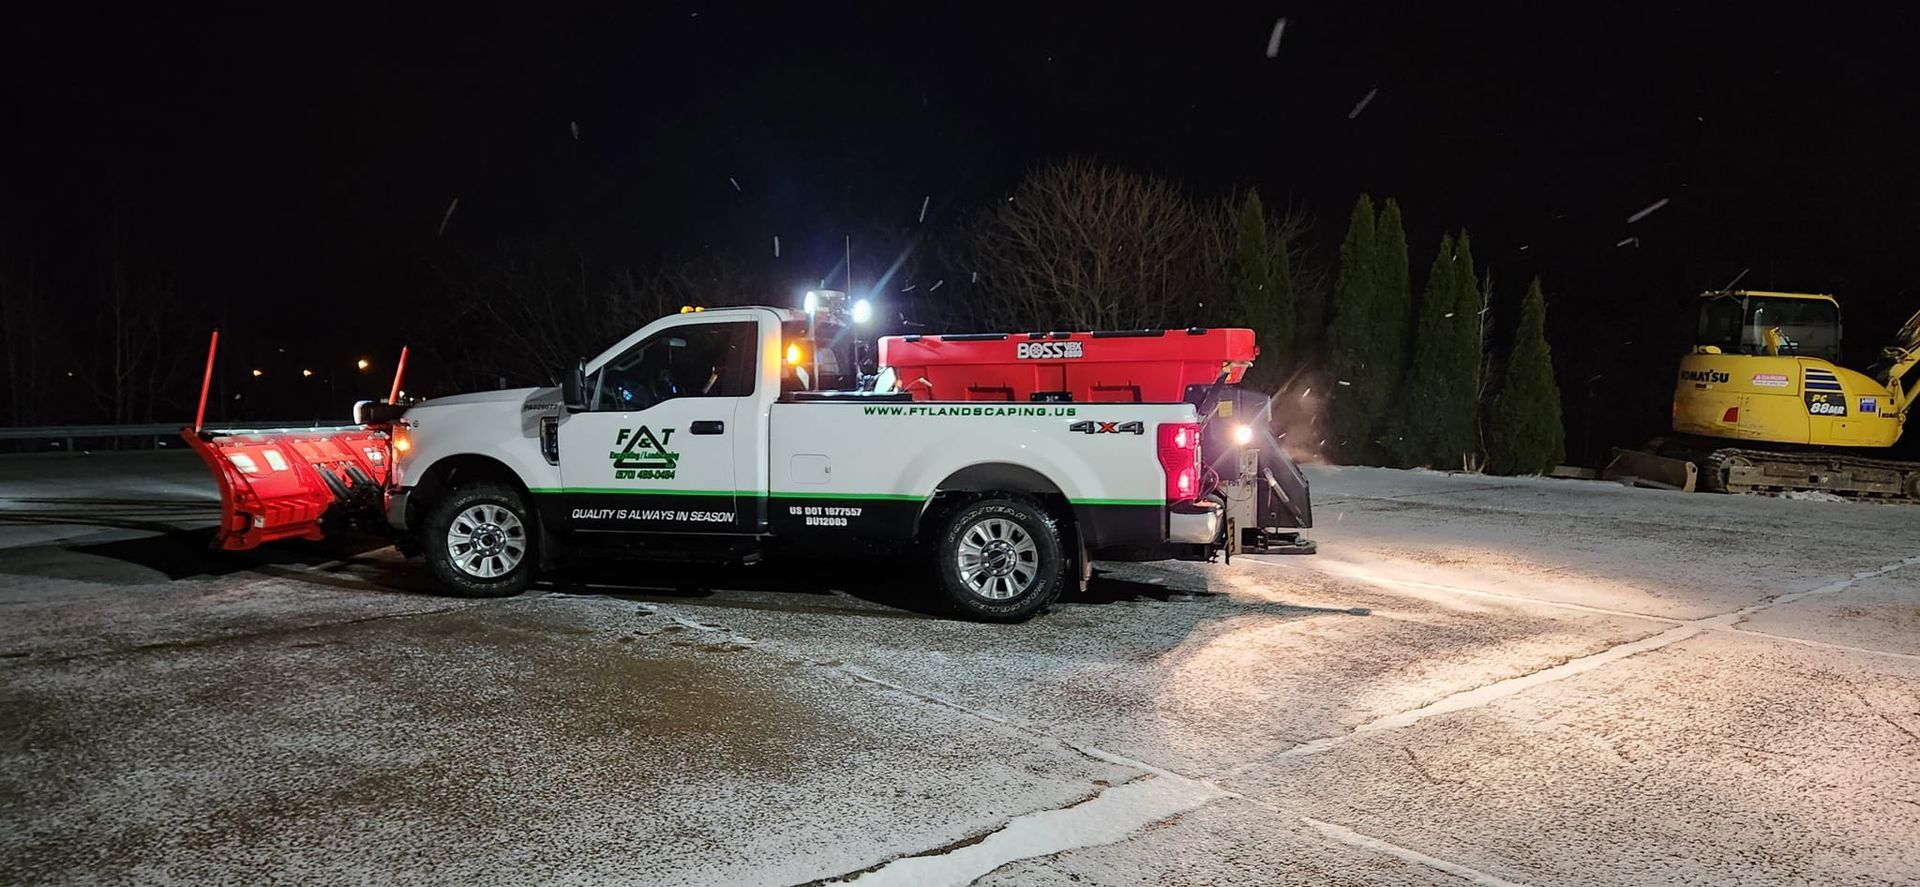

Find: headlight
1232;424;1254;446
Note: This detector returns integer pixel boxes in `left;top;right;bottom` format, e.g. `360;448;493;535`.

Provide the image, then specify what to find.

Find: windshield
1696;295;1841;361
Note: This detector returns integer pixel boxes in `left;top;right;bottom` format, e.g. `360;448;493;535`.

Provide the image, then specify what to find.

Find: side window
590;321;757;411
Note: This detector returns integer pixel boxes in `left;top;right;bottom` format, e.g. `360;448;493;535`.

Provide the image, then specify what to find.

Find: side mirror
561;358;588;411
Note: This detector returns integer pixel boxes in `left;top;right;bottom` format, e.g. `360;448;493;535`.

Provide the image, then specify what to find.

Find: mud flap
183;426;394;550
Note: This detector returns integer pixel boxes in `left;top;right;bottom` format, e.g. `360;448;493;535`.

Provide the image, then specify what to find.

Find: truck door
557;318;759;534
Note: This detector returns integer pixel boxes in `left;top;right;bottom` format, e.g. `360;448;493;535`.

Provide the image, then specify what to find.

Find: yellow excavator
1609;290;1920;501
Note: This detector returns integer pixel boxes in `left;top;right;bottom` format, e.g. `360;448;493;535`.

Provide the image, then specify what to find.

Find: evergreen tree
1390;231;1484;468
1430;230;1482;466
1490;276;1567;474
1370;198;1412;433
1229;191;1295;390
1326;194;1378;459
1384;233;1454;467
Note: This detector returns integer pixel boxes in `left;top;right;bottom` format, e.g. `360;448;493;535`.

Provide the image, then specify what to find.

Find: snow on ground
2;454;1918;885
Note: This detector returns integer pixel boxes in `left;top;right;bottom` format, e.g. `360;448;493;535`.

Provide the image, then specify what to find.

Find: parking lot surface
3;452;1917;885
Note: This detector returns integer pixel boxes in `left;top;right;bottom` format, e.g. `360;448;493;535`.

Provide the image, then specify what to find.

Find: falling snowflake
437;197;459;237
1337;380;1352;386
919;196;930;223
1265;17;1287;57
773;236;780;257
1616;236;1640;248
928;279;945;292
1348;88;1378;119
1626;197;1670;224
728;177;741;192
570;121;579;140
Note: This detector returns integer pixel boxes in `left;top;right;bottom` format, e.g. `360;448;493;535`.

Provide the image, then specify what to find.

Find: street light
356;358;371;371
251;369;263;377
301;369;313;378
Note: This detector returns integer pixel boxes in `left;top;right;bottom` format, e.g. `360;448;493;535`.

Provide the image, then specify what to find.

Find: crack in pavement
1723;625;1920;662
1301;817;1529;887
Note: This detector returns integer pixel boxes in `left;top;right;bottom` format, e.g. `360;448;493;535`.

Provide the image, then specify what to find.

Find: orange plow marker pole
387;346;409;405
194;329;219;431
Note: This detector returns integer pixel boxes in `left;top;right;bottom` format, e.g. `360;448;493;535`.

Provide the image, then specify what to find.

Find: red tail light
1157;422;1201;503
1721;406;1739;423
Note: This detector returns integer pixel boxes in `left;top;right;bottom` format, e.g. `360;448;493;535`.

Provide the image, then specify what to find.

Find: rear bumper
1167;499;1222;544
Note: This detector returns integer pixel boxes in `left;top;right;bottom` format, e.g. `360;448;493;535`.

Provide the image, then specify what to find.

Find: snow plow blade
183;426;394;551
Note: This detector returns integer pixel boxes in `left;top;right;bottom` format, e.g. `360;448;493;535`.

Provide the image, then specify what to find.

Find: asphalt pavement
2;452;1917;885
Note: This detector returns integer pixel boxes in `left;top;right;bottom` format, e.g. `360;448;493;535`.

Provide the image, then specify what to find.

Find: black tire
933;496;1066;622
422;481;539;598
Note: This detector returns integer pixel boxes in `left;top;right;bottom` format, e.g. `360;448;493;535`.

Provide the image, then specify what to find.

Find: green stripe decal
767;491;923;501
528;488;1161;507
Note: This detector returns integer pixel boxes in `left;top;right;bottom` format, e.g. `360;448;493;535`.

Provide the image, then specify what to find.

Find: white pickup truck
377;304;1224;620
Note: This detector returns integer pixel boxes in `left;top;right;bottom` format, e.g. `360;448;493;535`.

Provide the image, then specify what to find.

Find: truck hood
412;386;561;410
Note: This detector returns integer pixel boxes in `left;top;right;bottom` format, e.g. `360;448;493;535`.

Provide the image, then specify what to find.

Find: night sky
8;3;1919;455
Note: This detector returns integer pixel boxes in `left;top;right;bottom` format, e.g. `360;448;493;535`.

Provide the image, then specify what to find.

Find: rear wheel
933;496;1065;622
423;481;539;598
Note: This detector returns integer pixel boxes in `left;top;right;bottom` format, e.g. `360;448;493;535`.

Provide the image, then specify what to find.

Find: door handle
690;420;725;435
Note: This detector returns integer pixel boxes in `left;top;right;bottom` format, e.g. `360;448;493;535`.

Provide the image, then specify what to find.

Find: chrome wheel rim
447;504;527;579
956;517;1039;600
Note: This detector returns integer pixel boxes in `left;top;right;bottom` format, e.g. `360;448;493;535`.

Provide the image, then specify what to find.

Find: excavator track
1662;438;1920;502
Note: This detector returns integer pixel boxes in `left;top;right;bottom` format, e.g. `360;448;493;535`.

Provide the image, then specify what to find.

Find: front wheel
933;496;1066;622
423;481;539;598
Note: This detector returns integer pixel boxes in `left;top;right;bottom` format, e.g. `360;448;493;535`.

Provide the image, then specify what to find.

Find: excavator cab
1695;290;1842;361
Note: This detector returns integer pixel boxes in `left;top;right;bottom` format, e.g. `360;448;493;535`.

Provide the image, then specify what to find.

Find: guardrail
0;422;334;451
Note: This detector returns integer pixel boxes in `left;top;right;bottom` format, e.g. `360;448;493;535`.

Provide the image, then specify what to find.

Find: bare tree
1471;267;1499;465
953;159;1231;332
78;214;192;426
0;243;52;425
420;241;767;392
